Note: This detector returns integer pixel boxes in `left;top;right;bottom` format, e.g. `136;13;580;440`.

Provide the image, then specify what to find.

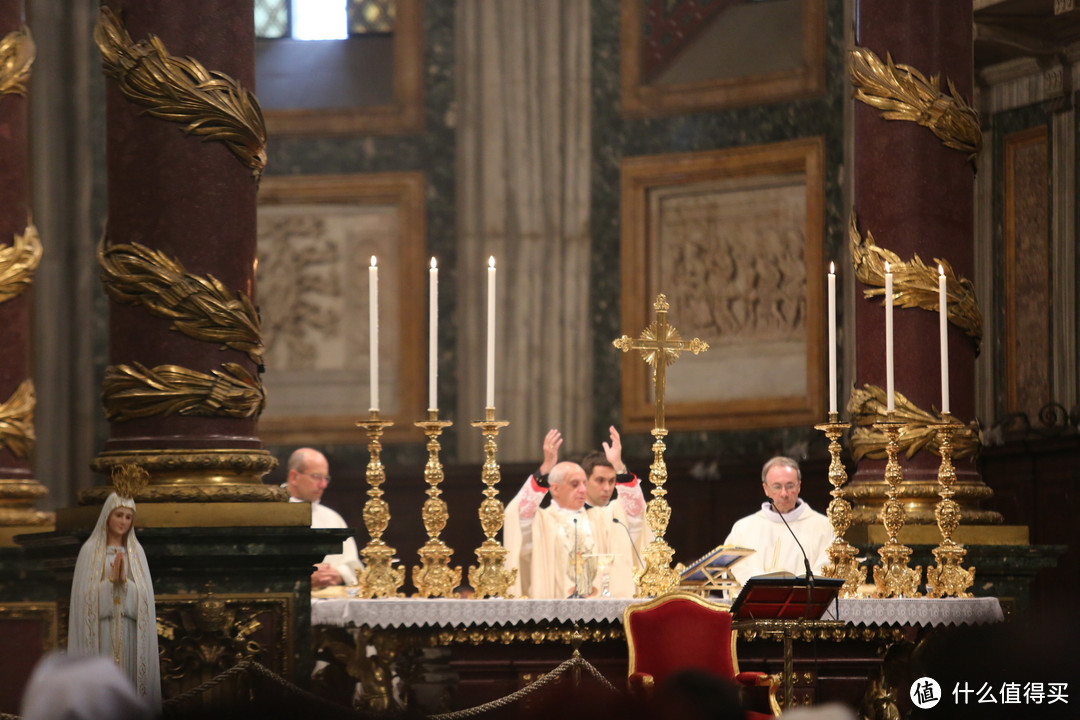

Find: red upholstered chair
623;592;780;718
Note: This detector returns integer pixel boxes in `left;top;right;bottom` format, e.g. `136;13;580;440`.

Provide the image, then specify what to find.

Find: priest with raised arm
503;430;640;598
723;456;834;585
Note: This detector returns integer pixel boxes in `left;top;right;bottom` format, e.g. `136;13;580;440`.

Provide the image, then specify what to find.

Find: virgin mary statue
68;467;161;708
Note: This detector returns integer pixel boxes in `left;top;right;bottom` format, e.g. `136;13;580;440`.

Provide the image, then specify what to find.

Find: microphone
612;517;646;569
770;500;814;618
569;517;582;598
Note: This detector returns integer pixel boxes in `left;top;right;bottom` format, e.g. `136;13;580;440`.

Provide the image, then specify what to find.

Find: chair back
624;592;737;682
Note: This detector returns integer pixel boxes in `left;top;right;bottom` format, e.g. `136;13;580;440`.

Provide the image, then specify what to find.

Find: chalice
585;553;616;597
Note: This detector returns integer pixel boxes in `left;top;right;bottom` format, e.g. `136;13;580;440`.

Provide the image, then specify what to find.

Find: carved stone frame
257;172;427;444
619;137;826;432
620;0;826;117
263;0;424;136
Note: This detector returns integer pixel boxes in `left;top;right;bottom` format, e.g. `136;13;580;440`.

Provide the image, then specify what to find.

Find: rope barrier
427;655;618;720
6;654;620;720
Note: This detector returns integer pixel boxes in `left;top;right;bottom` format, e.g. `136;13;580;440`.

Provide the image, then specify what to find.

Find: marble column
848;1;1000;524
88;0;278;500
0;1;49;535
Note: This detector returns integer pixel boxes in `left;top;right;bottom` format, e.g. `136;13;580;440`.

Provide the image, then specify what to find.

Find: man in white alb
503;429;641;598
723;456;834;585
285;447;362;589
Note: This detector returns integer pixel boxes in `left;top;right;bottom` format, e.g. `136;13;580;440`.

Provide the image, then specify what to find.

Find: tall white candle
486;256;496;408
884;261;894;413
429;258;438;411
369;256;379;412
939;265;950;415
828;262;837;415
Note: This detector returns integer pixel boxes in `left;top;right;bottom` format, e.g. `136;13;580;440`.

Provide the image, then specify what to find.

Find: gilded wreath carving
98;238;263;366
0;379;35;459
849;214;982;352
0;223;43;304
102;362;265;422
849;46;981;159
94;6;267;179
848;384;980;462
0;25;34;97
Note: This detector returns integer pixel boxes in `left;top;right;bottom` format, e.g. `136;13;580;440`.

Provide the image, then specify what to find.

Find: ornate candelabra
355;410;405;598
815;412;866;598
871;416;922;598
466;407;517;598
925;414;975;597
411;410;461;598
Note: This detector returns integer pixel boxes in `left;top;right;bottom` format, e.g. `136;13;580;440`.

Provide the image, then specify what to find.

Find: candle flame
370;256;377;267
939;263;945;277
431;257;437;270
829;261;835;274
488;256;496;269
884;261;891;273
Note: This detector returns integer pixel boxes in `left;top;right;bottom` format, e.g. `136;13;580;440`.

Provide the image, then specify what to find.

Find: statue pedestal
14;502;349;704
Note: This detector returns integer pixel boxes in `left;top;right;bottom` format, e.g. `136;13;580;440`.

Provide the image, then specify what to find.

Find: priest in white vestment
723;456;834;585
285;447;363;588
504;429;644;597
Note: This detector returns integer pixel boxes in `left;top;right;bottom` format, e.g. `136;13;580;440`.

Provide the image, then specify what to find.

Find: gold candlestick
925;414;974;598
466;407;517;598
634;428;685;597
355;410;405;598
815;412;866;598
871;416;922;598
412;409;461;598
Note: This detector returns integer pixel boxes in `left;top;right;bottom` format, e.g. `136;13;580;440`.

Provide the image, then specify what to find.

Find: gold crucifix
613;293;708;596
613;293;709;430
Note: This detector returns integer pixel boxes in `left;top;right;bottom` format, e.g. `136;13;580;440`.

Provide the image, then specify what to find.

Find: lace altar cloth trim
311;597;635;628
822;597;1004;627
312;596;1002;629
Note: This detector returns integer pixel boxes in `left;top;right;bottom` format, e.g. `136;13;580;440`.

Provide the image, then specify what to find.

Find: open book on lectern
678;544;754;586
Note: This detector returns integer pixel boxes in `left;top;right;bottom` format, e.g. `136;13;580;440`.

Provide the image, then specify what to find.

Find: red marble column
92;0;277;499
849;1;997;523
0;1;48;528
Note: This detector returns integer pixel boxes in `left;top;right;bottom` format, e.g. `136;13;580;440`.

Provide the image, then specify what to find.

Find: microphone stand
612;517;646;569
771;501;814;618
772;500;816;710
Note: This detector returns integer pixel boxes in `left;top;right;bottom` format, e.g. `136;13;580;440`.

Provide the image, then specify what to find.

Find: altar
310;595;1005;715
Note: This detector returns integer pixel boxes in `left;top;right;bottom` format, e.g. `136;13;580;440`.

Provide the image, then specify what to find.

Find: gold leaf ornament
94;7;267;179
0;379;36;459
98;238;263;366
0;25;34;97
849;214;982;352
0;223;43;304
847;384;980;462
849;46;981;159
102;362;266;422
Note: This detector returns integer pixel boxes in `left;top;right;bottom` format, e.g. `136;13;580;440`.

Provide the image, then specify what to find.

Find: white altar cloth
311;597;635;628
822;597;1003;627
312;596;1003;629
